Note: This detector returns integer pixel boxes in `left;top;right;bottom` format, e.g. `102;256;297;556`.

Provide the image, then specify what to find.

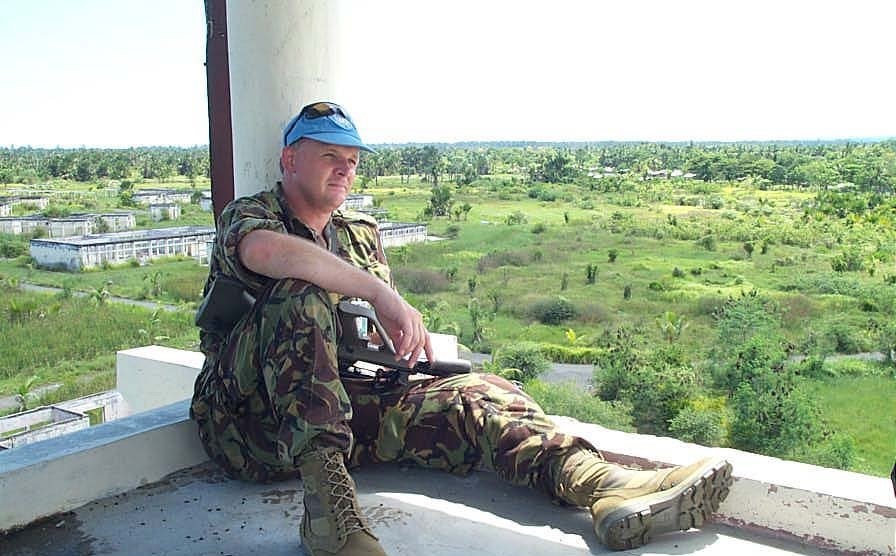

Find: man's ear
279;146;292;174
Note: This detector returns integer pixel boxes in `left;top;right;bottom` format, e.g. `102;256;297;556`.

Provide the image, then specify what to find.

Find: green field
2;165;894;477
805;375;896;476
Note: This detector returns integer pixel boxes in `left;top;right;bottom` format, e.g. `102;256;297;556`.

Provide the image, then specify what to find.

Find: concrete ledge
2;345;893;555
116;345;204;416
0;399;207;532
554;416;895;556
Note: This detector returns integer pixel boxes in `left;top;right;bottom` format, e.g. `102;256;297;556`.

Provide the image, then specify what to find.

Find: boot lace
322;451;368;538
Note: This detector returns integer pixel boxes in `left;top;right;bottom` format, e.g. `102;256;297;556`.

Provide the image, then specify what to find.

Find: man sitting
191;101;734;555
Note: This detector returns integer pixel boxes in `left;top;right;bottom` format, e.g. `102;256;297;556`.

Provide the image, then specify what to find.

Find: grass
0;287;198;397
0;258;208;305
2;173;894;478
805;375;896;476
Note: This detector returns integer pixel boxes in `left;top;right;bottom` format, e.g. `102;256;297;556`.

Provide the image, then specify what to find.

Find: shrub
574;301;611;324
713;334;787;393
531;222;547;234
831;248;864;272
528;296;577;324
669;406;726;447
796;434;856;470
504;211;527;225
477;250;529;272
810;319;876;355
628;352;699;434
443;224;461;239
523;379;634;432
696;235;717;251
394;268;450;294
0;234;28;258
585;263;598;284
491;342;550;382
672;267;685;278
728;368;821;457
537;343;607;364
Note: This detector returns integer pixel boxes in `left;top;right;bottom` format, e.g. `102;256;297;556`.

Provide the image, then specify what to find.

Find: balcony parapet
0;346;892;555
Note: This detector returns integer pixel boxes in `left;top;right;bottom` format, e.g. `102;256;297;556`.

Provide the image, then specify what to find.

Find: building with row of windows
0;212;136;237
132;189;194;205
29;226;216;270
339;194;373;211
0;195;51;216
149;203;181;221
378;222;428;248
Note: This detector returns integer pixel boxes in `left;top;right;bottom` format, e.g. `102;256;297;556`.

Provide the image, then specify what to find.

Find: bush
830;248;864;272
528;296;578;324
0;234;28;258
477;250;530;272
530;222;547;234
696;235;717;251
491;342;550;382
537;343;607;364
523;379;634;432
394;268;451;294
527;187;557;202
627;350;699;434
669;405;726;447
796;433;856;470
574;301;611;324
504;211;528;225
729;377;821;457
809;319;876;355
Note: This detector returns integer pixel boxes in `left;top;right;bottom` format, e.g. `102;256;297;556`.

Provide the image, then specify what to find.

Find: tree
423;184;453;218
532;151;578;183
14;375;40;412
656;311;689;343
419;145;444;187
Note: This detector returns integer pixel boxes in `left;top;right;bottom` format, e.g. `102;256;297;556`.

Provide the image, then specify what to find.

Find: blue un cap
282;101;375;153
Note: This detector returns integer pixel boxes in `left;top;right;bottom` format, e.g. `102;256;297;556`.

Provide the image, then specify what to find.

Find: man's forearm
238;229;391;302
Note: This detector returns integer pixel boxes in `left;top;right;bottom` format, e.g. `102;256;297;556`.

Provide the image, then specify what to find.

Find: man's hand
369;288;434;366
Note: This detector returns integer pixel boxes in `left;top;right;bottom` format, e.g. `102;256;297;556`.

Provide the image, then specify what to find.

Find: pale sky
1;0;894;148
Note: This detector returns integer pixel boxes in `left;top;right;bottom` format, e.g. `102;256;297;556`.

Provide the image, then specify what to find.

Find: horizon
3;135;896;152
1;1;894;148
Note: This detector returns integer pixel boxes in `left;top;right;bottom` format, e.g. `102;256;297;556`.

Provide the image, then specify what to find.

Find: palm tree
656;311;689;344
14;375;40;412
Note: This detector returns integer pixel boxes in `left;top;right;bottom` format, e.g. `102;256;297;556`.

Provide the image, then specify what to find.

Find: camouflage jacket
199;183;392;369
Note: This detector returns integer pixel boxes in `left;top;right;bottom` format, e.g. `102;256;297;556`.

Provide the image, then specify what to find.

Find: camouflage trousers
191;278;595;501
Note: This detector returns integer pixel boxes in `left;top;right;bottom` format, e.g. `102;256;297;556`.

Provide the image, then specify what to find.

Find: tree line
0;146;209;185
2;140;894;193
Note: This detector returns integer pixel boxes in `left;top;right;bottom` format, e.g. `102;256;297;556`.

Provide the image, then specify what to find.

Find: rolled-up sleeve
217;198;286;291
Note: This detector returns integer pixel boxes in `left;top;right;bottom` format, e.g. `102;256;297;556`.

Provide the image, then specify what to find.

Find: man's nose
335;158;354;175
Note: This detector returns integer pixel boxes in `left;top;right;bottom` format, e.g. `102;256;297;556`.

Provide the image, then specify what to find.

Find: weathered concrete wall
116;346;205;416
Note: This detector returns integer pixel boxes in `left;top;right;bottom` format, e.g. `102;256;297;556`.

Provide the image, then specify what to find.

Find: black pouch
195;275;256;333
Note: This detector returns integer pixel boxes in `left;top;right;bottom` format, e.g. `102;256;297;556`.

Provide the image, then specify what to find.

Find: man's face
281;138;359;215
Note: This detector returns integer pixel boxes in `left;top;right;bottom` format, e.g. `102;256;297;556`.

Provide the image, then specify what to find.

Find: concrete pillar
226;0;346;199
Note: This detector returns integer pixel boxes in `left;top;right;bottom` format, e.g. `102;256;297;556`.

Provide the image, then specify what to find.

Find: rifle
337;300;472;389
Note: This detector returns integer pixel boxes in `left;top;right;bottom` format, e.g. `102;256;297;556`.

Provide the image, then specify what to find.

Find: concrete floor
0;462;835;556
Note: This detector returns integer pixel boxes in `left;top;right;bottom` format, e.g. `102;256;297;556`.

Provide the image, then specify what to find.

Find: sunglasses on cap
283;102;354;141
297;101;352;121
283;101;373;151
